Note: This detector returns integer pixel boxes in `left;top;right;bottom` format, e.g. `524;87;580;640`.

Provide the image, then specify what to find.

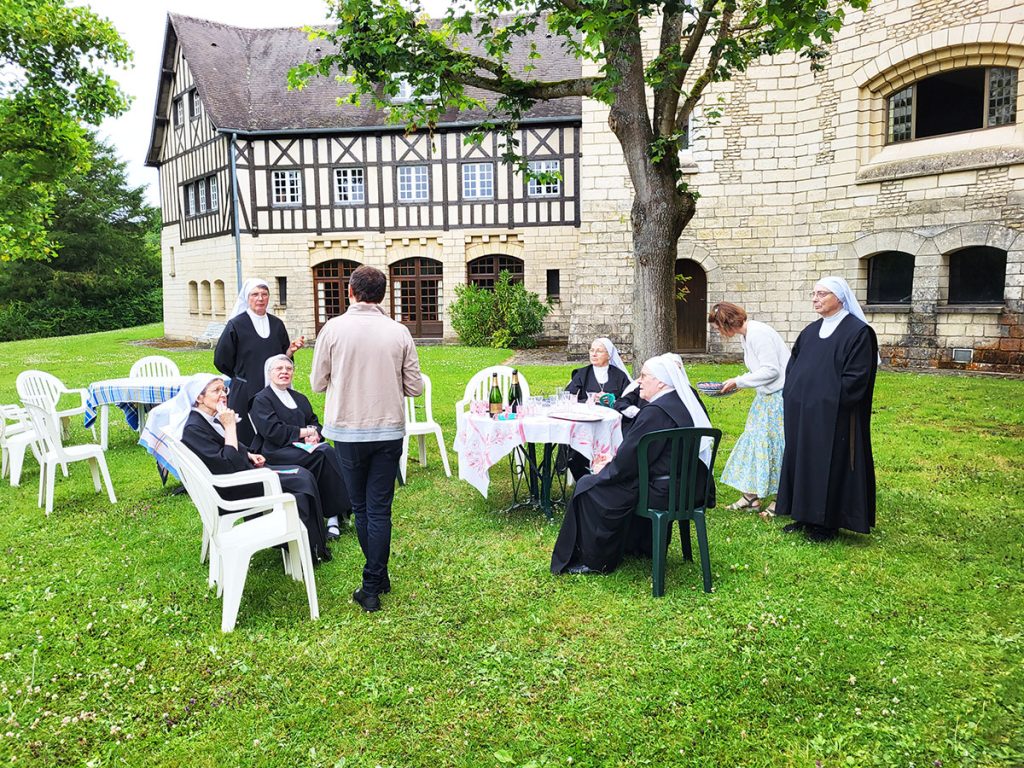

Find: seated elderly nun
611;352;683;437
562;337;634;481
249;354;351;539
172;373;332;563
551;354;715;575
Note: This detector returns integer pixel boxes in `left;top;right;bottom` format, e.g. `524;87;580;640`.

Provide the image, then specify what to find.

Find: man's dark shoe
352;588;381;612
804;525;838;543
567;564;600;575
781;521;806;534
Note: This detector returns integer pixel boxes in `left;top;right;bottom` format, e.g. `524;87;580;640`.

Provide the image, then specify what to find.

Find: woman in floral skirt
708;302;791;515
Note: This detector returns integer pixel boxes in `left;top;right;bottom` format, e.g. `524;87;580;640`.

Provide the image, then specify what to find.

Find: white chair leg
417;435;427;467
297;537;319;620
398;436;409;484
44;461;57;516
200;527;210;564
219;550;251;632
96;455;117;503
10;443;27;487
1;445;7;479
286;540;303;581
88;457;102;492
37;460;46;508
60;461;69;478
434;428;451;477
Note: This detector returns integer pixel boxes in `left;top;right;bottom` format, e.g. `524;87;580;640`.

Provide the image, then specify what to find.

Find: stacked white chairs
129;355;181;431
21;401;117;516
1;404;41;487
15;370;93;440
162;429;319;633
399;373;451;484
454;365;531;422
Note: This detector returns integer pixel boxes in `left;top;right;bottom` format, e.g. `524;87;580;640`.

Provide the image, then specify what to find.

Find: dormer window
188;88;201;120
173;96;184;128
887;66;1018;143
392;74;438;103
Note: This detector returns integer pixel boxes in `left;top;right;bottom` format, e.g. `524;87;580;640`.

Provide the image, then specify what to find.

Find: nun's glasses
809;290;834;299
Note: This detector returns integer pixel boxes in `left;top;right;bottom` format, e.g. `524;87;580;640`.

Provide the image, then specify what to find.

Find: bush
449;271;551;348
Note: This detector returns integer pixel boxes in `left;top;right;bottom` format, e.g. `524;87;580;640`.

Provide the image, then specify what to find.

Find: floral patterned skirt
720;390;785;498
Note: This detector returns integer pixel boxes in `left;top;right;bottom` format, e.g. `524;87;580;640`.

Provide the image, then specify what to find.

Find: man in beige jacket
311;265;422;612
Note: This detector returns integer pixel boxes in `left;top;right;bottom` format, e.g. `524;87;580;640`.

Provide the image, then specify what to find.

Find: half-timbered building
147;14;581;342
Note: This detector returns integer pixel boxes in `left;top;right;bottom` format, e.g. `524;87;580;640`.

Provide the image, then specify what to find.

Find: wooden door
313;259;360;334
675;259;707;352
390;257;443;338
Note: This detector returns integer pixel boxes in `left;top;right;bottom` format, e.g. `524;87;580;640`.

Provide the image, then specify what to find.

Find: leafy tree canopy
0;0;131;262
0;134;162;341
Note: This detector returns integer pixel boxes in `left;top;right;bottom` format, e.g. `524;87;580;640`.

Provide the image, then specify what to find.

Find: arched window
199;280;212;314
313;259;361;333
390;258;443;338
948;246;1007;304
188;281;199;314
466;254;524;290
867;251;915;304
213;280;226;315
888;66;1018;143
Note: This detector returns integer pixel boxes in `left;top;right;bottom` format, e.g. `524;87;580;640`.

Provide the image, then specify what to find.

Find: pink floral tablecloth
454;409;623;497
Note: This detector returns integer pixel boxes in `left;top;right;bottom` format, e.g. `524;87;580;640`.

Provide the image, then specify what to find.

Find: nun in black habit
250;354;351;538
562;337;634;481
214;278;304;444
552;354;716;575
176;374;332;563
775;276;878;542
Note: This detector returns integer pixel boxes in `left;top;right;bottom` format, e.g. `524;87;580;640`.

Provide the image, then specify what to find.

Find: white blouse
734;320;791;396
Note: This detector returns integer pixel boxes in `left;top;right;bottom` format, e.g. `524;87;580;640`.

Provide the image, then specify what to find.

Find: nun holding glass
214;278;304;444
551;354;715;575
775;276;878;542
171;373;332;563
562;337;633;481
249;355;351;539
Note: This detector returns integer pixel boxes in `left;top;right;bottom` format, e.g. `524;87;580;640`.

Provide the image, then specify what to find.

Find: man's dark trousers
336;439;403;595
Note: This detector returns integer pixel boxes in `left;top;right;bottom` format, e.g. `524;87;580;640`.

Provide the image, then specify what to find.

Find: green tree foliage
449;272;551;348
0;136;162;340
0;0;131;262
290;0;869;362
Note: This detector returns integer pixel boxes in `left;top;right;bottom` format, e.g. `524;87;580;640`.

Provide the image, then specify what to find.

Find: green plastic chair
633;427;721;596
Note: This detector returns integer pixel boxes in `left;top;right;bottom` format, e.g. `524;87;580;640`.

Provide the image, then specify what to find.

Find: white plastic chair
21;401;117;516
162;430;319;633
129;356;181;432
454;365;531;422
1;404;40;487
15;370;93;440
399;373;451;483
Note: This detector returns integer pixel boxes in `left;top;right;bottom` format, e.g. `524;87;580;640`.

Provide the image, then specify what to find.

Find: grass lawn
0;324;1022;767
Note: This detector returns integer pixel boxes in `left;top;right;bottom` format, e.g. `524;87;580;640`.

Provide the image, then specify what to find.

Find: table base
501;444;569;520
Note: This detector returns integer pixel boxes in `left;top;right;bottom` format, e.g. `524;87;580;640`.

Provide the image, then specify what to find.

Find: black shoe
381;578;391;595
352;588;381;612
781;521;806;534
566;564;600;575
804;525;837;542
316;548;333;563
326;524;341;541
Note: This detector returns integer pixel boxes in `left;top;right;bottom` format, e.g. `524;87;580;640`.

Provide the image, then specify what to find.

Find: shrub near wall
450;271;550;348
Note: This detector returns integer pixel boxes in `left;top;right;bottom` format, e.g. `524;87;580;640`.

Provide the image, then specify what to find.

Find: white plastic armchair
399;373;451;484
16;370;93;440
21;401;117;516
162;430;319;633
454;365;531;422
1;404;40;487
130;355;180;379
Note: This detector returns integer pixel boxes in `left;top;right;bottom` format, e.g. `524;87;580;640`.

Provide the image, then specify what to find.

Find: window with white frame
887;66;1018;143
173;97;184;128
209;176;218;211
397;165;429;202
184;174;219;218
527;159;561;197
186;184;195;217
198;178;208;213
392;74;438;103
272;169;302;206
188;88;201;119
461;162;494;199
334;167;366;204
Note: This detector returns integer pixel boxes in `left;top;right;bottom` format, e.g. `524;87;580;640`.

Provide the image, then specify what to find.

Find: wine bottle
509;369;523;413
488;373;503;416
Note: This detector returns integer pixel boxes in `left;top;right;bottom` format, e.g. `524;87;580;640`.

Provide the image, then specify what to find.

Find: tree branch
653;0;717;138
674;0;734;129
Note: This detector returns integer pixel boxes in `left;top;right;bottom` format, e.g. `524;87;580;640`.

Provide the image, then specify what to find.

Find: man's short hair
349;265;387;304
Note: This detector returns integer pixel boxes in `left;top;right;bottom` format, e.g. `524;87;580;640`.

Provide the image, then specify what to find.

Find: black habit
774;315;877;533
181;410;331;561
563;364;633;481
213;312;291;444
249;387;351;521
551;391;715;574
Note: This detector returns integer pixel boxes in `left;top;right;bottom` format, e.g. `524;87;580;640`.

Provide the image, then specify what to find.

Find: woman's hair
707;301;747;331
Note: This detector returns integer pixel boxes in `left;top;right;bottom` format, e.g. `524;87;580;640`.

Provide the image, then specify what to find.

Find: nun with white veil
775;276;878;542
169;373;332;563
551;354;716;575
214;278;304;444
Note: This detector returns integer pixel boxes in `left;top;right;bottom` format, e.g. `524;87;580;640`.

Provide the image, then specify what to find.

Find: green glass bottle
509;369;523;413
488;372;503;417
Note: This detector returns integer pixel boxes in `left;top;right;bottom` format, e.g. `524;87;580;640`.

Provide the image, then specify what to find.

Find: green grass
0;324;1022;767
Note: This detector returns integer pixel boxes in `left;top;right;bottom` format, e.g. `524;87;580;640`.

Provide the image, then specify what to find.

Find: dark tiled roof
169;13;582;133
